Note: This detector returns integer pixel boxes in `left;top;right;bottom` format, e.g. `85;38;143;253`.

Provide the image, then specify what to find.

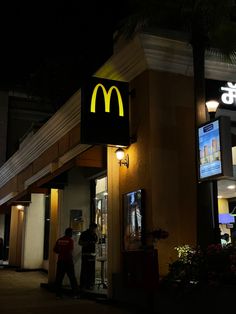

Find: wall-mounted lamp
206;100;220;120
115;148;129;168
16;205;24;210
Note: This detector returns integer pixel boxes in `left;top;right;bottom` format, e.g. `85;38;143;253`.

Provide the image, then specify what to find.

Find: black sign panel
81;77;130;146
206;79;236;107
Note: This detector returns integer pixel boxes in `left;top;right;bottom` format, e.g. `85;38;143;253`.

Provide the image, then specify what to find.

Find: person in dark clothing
54;227;79;298
79;222;98;289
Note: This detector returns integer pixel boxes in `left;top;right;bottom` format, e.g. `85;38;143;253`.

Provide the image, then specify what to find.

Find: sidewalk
2;266;235;314
0;267;142;314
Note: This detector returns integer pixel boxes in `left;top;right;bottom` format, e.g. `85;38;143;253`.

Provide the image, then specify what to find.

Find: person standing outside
53;227;79;298
79;222;98;289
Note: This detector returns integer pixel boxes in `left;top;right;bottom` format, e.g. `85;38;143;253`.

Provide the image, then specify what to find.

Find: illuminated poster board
198;116;233;180
123;189;145;251
218;213;235;224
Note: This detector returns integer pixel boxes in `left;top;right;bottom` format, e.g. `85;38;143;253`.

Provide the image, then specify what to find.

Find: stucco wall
149;70;196;275
117;69;197;276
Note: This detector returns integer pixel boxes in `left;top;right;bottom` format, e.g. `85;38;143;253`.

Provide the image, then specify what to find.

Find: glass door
218;179;236;246
94;176;108;290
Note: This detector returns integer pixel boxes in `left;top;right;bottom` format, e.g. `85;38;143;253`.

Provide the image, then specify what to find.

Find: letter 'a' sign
81;77;130;146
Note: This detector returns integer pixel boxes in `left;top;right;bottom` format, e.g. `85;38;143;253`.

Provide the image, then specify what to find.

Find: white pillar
22;194;45;269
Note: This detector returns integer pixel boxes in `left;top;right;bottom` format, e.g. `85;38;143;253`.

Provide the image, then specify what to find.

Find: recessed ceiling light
227;185;236;190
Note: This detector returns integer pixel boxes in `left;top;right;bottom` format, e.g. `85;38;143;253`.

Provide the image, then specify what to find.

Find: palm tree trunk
192;40;221;248
192;42;206;127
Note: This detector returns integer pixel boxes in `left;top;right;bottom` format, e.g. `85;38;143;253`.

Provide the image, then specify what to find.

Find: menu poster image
198;119;222;179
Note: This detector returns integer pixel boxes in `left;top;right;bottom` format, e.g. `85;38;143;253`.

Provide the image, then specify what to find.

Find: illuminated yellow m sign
90;83;124;117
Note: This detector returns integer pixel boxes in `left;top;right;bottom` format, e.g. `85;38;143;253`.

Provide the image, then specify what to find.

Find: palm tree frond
208;21;236;58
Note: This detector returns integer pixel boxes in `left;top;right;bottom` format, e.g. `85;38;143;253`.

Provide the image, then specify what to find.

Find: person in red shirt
54;227;79;298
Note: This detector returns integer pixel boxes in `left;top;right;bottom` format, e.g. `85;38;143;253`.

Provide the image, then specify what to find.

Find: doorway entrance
94;176;108;290
218;179;236;246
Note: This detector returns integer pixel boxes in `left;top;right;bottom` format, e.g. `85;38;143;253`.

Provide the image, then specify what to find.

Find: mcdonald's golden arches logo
90;83;124;117
81;77;129;146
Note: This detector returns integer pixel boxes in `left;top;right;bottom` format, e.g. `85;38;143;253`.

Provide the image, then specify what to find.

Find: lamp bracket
119;154;129;168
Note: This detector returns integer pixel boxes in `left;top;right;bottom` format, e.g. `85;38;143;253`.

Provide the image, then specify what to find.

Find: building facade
0;32;236;304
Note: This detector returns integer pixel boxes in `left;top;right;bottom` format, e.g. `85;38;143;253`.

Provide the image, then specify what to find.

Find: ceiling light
227;185;236;190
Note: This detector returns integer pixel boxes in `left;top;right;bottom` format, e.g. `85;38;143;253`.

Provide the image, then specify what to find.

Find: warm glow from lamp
227;185;236;190
16;205;24;209
206;100;219;113
115;148;125;160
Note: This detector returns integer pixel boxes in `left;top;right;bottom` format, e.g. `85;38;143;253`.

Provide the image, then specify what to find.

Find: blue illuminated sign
198;120;222;179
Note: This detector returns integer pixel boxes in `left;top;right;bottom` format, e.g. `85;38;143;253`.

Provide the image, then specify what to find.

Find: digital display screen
123;189;144;251
198;119;222;179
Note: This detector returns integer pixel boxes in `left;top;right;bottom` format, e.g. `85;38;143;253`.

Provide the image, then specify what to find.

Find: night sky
0;1;129;108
